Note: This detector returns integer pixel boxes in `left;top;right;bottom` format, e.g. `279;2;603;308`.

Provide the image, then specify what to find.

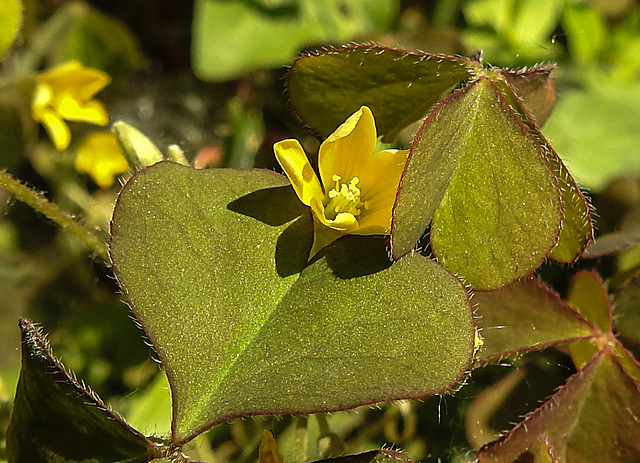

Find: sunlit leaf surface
110;162;475;442
392;77;562;289
287;45;473;139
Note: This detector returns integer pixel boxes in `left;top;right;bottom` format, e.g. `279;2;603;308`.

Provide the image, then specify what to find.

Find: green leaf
110;162;475;442
392;77;562;290
0;0;21;59
613;274;640;346
543;79;640;192
566;271;611;334
48;2;142;76
474;277;596;363
287;45;473;139
497;66;556;127
490;73;593;263
123;372;172;437
477;349;640;463
191;0;398;81
562;3;608;64
583;228;640;258
6;319;153;463
566;271;612;369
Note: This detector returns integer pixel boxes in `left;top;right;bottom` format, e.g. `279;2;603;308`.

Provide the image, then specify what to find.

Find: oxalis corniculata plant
5;43;640;463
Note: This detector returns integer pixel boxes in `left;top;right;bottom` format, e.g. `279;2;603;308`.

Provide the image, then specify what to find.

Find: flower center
324;174;370;221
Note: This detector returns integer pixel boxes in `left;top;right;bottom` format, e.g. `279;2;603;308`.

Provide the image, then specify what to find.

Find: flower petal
274;139;323;206
31;84;54;115
40;61;111;100
318;106;377;189
39;111;71;150
75;132;129;188
56;95;109;125
356;148;409;234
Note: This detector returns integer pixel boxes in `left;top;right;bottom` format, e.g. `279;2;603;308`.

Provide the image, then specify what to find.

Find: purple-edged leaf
566;271;612;369
287;45;473;139
466;362;574;450
474;277;596;364
566;271;640;381
110;162;475;443
583;228;640;258
497;66;557;127
613;274;640;346
391;77;562;290
477;349;640;463
492;75;593;264
6;319;153;463
566;271;612;334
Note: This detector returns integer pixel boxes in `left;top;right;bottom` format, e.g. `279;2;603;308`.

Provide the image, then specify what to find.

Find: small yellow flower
274;106;409;258
75;132;129;188
31;60;111;151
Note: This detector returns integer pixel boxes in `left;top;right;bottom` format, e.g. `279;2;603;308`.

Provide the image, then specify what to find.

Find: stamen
324;174;367;221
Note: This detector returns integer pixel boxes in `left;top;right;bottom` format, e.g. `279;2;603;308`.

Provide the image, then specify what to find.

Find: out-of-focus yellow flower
31;60;110;151
75;132;128;188
258;430;282;463
274;106;409;258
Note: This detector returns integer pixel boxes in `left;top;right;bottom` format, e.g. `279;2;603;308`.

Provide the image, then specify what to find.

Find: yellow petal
318;106;377;189
274;139;323;206
355;148;409;233
31;84;54;115
39;111;71;150
75;132;129;188
259;430;283;463
56;95;109;125
40;60;111;100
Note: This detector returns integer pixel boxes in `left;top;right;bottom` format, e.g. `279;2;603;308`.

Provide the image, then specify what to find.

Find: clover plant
1;2;640;463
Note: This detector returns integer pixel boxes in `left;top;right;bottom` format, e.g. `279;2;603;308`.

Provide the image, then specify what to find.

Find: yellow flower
31;60;110;151
75;132;129;188
274;106;409;258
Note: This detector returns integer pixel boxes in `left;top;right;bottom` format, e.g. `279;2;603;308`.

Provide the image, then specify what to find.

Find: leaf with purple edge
287;45;473;140
109;162;475;443
392;77;562;290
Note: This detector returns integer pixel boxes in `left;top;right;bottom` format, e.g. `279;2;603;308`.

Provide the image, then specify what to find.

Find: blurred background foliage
1;0;640;461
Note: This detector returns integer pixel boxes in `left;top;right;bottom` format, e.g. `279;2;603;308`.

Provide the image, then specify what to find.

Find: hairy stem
0;170;109;262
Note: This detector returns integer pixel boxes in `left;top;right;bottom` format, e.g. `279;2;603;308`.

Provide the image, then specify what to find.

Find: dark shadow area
275;215;313;277
320;235;393;280
227;185;307;226
227;185;312;277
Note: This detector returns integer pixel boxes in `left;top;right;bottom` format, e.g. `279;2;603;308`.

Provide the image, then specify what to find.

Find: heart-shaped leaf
491;75;593;263
7;319;153;463
110;162;475;443
474;277;596;363
497;66;557;127
287;45;473;139
476;349;640;462
613;274;640;346
391;77;562;289
466;358;575;450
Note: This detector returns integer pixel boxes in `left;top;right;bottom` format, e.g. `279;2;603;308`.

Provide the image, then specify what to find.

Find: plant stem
0;170;109;262
293;416;308;463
